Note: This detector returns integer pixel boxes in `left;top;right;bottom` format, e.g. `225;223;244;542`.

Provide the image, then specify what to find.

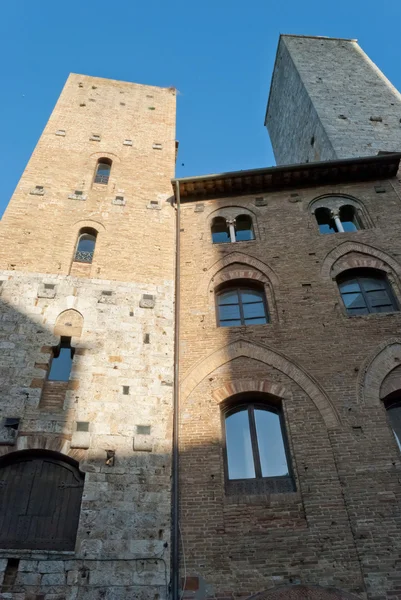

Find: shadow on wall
0;295;172;599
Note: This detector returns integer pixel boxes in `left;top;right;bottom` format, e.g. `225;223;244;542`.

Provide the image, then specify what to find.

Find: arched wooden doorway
0;450;84;550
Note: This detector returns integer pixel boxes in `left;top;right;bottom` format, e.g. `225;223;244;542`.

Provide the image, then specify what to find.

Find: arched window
383;394;401;451
0;451;84;550
315;207;337;234
337;269;399;316
74;228;97;263
339;205;360;232
48;337;75;381
211;217;230;244
216;284;269;327
94;158;112;184
313;199;364;234
235;214;255;242
222;397;294;494
211;214;255;244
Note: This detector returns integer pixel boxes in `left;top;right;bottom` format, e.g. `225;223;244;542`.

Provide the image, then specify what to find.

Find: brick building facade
0;34;401;600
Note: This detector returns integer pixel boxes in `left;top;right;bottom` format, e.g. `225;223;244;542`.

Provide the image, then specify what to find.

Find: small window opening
2;558;20;592
315;207;337;234
48;337;75;382
339;205;361;232
123;386;130;395
211;217;230;244
75;228;97;264
94;158;112;184
235;214;255;242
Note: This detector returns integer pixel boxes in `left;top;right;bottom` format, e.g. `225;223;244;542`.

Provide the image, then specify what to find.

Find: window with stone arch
311;195;369;234
211;213;255;244
337;268;399;316
221;392;294;495
215;281;269;327
0;450;84;550
74;227;97;264
94;157;112;185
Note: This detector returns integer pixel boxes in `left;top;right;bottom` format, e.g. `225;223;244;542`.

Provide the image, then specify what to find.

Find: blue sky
1;0;401;217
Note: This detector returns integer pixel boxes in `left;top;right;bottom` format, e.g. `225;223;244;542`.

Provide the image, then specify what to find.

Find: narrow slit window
74;229;97;264
48;337;75;382
94;158;112;184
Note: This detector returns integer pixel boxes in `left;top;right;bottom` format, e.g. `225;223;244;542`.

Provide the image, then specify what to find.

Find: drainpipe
172;180;181;600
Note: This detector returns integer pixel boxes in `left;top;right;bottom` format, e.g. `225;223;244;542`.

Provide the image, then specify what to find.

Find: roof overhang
172;153;401;201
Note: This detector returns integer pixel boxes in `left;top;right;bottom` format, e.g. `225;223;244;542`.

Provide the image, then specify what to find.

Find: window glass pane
48;347;73;381
387;405;401;451
366;290;392;306
361;277;386;291
218;290;239;305
225;410;255;479
319;223;337;234
97;163;111;176
212;219;230;244
244;316;267;325
240;290;263;303
347;306;370;315
254;409;289;477
219;304;241;322
242;302;266;320
341;292;366;309
339;280;360;294
77;235;96;253
220;319;242;327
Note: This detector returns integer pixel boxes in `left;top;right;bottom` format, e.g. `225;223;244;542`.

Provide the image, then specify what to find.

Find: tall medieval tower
0;74;176;598
265;35;401;165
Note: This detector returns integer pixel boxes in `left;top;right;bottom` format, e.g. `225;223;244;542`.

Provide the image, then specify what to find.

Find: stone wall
266;35;401;165
0;270;174;599
178;175;401;599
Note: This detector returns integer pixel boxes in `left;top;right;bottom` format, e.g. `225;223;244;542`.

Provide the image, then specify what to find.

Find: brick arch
72;219;106;234
180;339;340;429
199;251;279;296
381;364;401;399
0;434;86;465
357;338;401;405
321;242;401;280
247;584;361;600
207;205;258;224
212;379;292;404
88;151;121;163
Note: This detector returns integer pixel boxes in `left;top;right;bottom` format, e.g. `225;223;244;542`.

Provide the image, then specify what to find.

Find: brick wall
178;175;401;599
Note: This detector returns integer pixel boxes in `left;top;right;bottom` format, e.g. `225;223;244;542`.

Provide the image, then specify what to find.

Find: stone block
139;294;155;308
133;435;153;452
70;430;90;449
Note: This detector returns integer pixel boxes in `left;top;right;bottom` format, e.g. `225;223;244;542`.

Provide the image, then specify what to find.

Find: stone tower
265;34;401;165
0;74;176;598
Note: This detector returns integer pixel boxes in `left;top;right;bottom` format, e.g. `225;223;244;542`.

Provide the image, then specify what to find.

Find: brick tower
265;35;401;165
0;74;176;598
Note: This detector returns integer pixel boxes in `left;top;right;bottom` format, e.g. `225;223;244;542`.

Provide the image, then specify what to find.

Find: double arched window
312;196;366;234
94;158;112;185
211;214;254;244
337;269;399;316
74;228;97;264
222;396;293;494
216;283;269;327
